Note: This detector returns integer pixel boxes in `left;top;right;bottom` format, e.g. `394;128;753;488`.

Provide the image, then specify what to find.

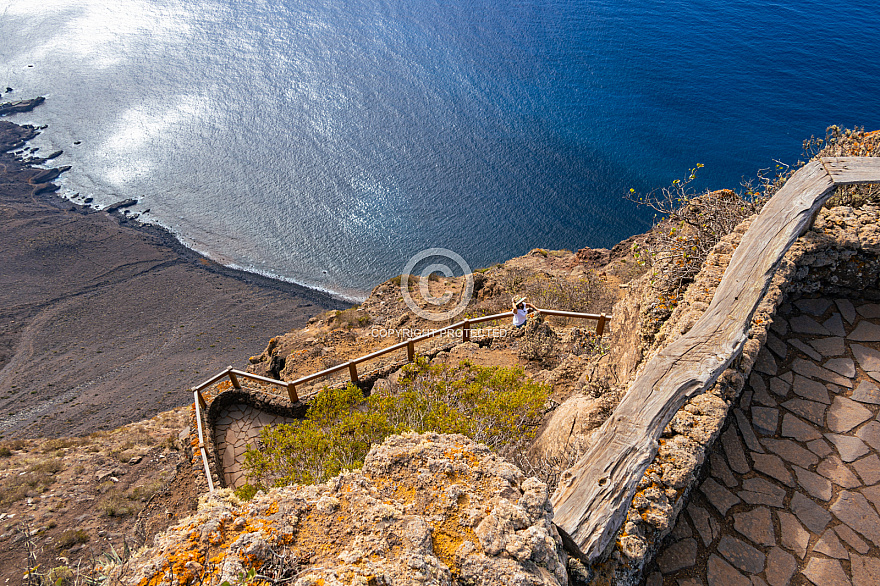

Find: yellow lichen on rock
116;433;569;586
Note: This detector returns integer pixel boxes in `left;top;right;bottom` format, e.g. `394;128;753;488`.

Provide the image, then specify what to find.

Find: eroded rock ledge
115;433;569;586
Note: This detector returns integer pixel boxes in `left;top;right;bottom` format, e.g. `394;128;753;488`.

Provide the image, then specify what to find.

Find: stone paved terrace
647;298;880;586
214;403;298;488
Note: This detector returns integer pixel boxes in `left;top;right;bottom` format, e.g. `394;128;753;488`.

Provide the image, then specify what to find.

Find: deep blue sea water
2;0;879;300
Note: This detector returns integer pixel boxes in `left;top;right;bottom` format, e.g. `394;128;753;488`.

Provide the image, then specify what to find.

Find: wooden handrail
466;311;511;325
190;307;611;405
189;306;611;490
288;361;353;387
192;367;236;393
192;390;215;492
537;309;605;319
352;339;412;364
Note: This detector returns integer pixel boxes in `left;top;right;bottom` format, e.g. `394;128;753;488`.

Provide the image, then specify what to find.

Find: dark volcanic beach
0;103;346;438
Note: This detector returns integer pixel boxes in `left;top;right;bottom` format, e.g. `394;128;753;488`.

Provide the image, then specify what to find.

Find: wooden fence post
348;362;358;384
463;319;470;342
227;367;241;389
286;382;299;403
596;314;607;337
407;341;415;362
194;389;207;410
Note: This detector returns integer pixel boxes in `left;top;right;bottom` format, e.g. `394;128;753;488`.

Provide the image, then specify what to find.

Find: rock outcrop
0;96;44;116
115;433;569;586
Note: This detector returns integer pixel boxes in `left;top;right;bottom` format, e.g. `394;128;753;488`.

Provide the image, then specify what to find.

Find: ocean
2;0;879;301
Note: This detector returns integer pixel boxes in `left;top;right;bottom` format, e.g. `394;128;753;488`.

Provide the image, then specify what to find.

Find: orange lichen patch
376;481;418;506
136;506;291;586
442;447;482;469
429;503;480;576
286;506;353;561
216;380;233;392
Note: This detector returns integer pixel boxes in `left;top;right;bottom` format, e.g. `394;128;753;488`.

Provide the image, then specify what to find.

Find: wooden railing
190;307;610;491
192;307;610;405
191;389;214;492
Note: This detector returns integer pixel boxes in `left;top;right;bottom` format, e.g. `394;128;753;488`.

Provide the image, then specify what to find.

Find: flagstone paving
648;298;880;586
213;403;299;488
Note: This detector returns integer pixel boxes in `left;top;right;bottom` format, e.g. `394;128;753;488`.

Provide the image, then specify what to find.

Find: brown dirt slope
0;407;196;586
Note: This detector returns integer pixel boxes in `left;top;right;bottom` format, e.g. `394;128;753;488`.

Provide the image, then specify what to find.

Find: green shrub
233;483;260;501
330;308;371;329
627;165;760;290
56;530;89;550
0;446;11;457
243;360;549;489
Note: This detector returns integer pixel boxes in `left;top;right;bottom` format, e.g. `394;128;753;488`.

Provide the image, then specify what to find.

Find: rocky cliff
112;433;569;586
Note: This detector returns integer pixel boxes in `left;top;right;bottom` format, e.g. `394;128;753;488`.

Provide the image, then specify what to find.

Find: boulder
114;433;569;586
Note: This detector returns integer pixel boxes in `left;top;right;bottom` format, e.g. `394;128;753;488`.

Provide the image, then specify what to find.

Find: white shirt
513;307;528;327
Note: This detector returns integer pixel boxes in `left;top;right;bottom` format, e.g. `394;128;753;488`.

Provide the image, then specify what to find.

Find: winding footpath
214;404;298;487
649;297;880;586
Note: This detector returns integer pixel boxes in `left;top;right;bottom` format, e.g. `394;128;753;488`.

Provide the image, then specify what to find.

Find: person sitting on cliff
512;297;537;329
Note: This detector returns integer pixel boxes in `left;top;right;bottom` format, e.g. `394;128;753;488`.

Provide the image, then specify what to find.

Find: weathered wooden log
551;157;880;561
821;156;880;184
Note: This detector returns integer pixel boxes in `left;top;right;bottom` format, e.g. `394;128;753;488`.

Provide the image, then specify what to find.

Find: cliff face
114;433;569;586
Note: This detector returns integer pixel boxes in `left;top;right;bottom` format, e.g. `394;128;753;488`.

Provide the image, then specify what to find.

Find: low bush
627;165;761;290
29;458;62;475
46;565;75;586
330;308;371;329
40;438;79;453
500;267;530;295
817;126;880;208
98;478;163;517
242;360;549;489
521;272;616;315
0;458;61;505
100;493;140;517
233;483;260;502
0;439;27;452
56;529;89;550
127;477;165;502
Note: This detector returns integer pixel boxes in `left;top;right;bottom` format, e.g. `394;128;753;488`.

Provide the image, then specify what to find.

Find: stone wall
590;205;880;585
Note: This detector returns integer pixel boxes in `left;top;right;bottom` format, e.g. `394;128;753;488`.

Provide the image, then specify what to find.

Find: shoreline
9;97;365;305
0;101;347;438
79;203;366;305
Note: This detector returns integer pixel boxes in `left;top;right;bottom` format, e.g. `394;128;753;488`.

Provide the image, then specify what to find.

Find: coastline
0;102;347;439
